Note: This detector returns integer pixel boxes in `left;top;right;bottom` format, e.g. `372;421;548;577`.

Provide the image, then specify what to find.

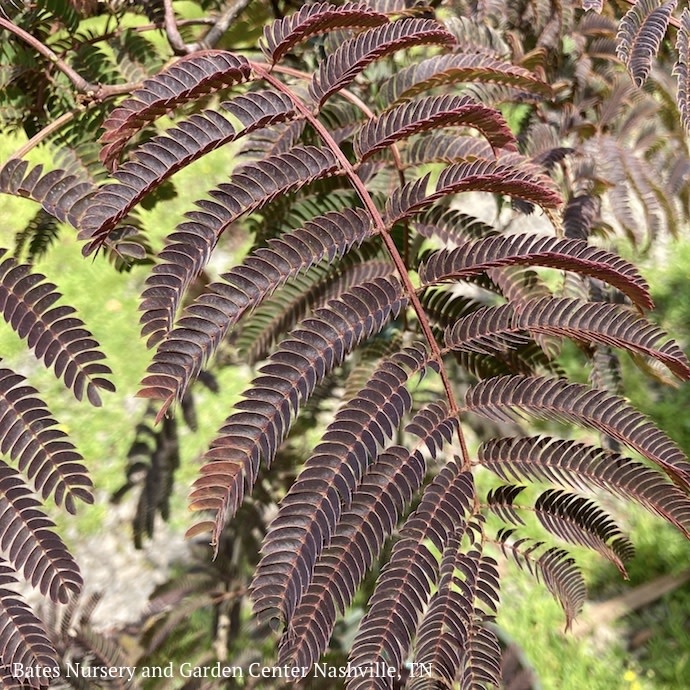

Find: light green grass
0;132;250;540
2;132;690;689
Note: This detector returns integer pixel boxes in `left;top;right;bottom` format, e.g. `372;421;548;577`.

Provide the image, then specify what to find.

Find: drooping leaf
138;145;340;346
378;52;552;107
0;561;58;687
139;209;375;413
309;18;456;105
0;463;82;602
616;0;676;87
420;235;653;311
496;530;586;628
348;462;474;684
277;400;455;669
353;94;516;160
0;250;114;405
386;157;562;224
261;2;389;63
99;51;251;170
478;435;690;537
80;91;296;241
187;277;406;553
254;349;434;631
0;368;93;514
444;298;690;380
411;545;500;690
465;376;690;489
534;489;634;575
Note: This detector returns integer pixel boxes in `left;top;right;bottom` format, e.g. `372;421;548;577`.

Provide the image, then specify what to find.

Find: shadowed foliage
1;0;690;688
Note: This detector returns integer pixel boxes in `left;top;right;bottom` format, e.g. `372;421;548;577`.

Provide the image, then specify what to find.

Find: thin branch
0;16;92;92
0;17;141;101
250;61;471;468
163;0;252;54
199;0;252;49
55;18;216;57
7;110;81;160
163;0;193;55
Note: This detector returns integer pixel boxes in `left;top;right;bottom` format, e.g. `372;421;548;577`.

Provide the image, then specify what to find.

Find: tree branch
163;0;193;55
0;17;141;101
8;110;81;160
200;0;252;49
0;16;92;93
163;0;252;54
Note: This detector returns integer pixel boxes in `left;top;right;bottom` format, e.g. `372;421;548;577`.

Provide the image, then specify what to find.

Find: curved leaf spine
378;52;553;107
386;156;562;224
465;375;690;490
80;91;296;242
309;18;456;105
353;94;516;161
187;277;406;555
139;209;376;413
444;298;690;380
419;234;653;311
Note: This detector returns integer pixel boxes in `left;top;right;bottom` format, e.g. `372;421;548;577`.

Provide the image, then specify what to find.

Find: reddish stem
250;61;471;467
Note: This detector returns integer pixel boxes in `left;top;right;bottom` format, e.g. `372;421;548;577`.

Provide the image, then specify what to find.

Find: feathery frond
261;2;389;64
140;208;375;412
99;51;251;170
465;376;690;488
0;250;114;404
187;276;406;552
309;18;456;105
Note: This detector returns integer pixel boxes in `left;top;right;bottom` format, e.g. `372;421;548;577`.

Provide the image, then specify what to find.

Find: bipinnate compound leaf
261;2;389;64
139;208;375;413
99;51;251;170
187;277;406;553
